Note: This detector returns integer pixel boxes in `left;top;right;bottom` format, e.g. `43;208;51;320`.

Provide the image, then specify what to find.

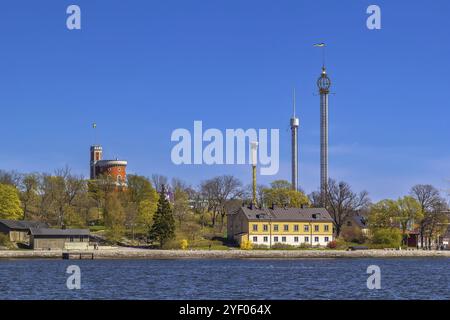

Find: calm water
0;258;449;300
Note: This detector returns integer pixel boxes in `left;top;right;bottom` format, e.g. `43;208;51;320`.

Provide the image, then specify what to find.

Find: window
252;224;258;232
325;237;329;242
274;225;279;232
283;225;289;232
314;225;319;232
324;225;329;232
263;236;268;242
305;236;309;243
315;237;319;243
304;225;309;232
274;237;279;242
294;237;299;242
294;225;299;232
263;224;268;232
253;236;258;242
282;237;286;242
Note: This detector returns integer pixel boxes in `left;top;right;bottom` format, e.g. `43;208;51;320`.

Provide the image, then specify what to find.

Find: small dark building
0;219;49;243
29;228;90;250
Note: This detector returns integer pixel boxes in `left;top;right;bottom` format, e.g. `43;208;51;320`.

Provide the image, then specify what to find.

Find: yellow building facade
228;206;334;247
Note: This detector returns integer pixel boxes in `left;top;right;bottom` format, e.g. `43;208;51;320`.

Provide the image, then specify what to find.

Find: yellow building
227;205;334;247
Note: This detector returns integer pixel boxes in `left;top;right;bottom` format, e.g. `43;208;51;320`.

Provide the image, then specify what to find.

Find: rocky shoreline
1;248;449;260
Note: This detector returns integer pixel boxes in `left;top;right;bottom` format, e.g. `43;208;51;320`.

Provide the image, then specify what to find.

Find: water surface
0;258;448;300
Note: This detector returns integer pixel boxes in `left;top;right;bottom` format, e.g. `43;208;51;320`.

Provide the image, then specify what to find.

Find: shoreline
1;248;450;260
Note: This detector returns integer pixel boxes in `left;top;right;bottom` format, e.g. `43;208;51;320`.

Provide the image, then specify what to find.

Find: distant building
0;219;49;243
437;211;450;249
29;228;90;250
342;212;370;237
90;145;127;187
227;205;334;247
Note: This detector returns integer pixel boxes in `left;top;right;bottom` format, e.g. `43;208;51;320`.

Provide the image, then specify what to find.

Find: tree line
0;168;448;248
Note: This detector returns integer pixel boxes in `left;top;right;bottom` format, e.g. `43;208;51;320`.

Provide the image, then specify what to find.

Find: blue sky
0;0;449;201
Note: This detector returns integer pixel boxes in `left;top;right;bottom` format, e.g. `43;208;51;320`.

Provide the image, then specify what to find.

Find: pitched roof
29;228;90;236
0;219;49;230
351;214;368;229
236;206;333;222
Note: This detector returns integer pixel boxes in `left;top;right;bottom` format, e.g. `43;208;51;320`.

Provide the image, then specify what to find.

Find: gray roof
235;206;333;222
351;214;368;229
0;219;49;230
29;228;90;236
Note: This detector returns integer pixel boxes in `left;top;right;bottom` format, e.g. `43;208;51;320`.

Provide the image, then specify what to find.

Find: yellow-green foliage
180;239;189;250
0;184;23;220
0;234;14;249
371;228;402;248
262;180;309;208
240;239;253;250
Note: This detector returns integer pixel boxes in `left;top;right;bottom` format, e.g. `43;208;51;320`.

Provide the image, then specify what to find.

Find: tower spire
317;53;331;206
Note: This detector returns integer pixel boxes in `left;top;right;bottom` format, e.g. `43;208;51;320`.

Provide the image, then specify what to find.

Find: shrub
341;226;366;244
0;234;14;249
240;239;253;250
298;243;312;249
252;244;269;250
271;243;297;250
371;228;402;248
327;240;338;249
180;239;189;250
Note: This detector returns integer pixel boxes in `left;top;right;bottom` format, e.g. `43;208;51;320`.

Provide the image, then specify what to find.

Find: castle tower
317;66;331;204
290;89;299;191
90;145;103;179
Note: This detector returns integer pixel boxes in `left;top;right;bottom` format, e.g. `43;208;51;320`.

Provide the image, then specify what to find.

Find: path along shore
1;248;450;260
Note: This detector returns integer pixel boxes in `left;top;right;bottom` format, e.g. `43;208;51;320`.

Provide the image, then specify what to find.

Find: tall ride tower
317;66;331;204
290;89;299;191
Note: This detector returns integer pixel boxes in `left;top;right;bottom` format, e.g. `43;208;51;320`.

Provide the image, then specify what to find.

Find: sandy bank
0;248;449;260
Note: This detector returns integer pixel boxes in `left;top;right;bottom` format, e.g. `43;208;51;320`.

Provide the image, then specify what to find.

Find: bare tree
0;170;21;187
152;174;168;193
410;184;443;248
200;175;243;228
323;179;370;237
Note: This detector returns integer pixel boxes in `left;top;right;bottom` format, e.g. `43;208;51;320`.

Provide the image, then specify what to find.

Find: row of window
252;236;330;243
252;224;330;233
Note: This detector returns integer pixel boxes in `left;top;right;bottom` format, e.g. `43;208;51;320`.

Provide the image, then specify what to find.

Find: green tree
0;183;23;220
371;228;402;248
369;199;397;230
149;185;175;248
263;180;309;208
136;198;158;233
19;173;40;220
173;187;190;225
104;194;126;242
393;196;422;245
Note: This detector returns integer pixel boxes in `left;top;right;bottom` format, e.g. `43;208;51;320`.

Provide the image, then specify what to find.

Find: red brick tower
90;145;127;187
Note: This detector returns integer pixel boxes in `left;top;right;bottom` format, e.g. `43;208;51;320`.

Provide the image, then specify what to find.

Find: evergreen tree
149;185;175;248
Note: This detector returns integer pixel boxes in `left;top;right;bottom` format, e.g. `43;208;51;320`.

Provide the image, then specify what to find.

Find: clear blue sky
1;0;449;201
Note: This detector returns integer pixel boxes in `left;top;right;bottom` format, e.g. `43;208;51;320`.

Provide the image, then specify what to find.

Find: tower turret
90;145;103;179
